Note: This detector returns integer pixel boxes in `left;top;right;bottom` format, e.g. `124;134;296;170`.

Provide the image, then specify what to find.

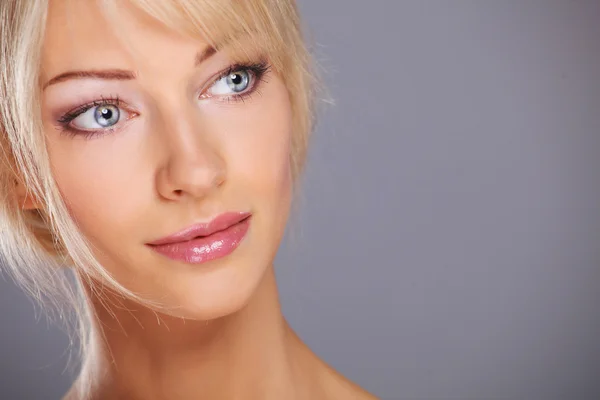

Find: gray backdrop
1;1;599;399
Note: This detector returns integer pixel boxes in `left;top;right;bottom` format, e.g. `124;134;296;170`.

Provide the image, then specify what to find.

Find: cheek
218;84;294;204
45;135;151;240
43;76;294;248
235;124;292;202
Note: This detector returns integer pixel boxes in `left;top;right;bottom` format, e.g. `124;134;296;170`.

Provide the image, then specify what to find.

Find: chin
144;250;272;321
137;214;282;322
84;210;285;323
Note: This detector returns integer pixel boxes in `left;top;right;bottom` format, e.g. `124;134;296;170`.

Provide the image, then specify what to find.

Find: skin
23;0;379;399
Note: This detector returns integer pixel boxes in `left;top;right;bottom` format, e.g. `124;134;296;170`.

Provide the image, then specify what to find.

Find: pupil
94;105;119;127
101;108;112;119
231;74;242;85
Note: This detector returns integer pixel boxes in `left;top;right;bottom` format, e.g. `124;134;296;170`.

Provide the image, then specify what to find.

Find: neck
73;267;322;400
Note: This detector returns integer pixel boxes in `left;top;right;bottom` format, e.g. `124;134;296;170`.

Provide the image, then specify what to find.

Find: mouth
146;212;252;264
147;211;251;246
179;215;250;242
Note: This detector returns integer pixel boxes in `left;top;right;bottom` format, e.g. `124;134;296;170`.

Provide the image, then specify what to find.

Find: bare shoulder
316;360;379;400
331;383;379;399
291;331;379;399
326;374;380;400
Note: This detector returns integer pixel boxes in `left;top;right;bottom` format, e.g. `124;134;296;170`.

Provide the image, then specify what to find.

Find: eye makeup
55;60;272;139
200;60;271;103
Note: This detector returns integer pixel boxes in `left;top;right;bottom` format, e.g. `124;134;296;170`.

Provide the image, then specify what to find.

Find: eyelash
57;60;272;139
210;61;271;103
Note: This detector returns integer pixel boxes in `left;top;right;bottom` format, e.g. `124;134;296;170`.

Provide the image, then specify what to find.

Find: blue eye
70;104;125;130
94;105;120;127
209;70;251;95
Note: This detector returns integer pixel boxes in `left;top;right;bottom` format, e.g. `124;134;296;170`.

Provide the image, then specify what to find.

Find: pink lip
147;212;251;264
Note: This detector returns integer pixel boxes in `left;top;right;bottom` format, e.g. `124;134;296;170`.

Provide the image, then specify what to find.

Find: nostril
173;189;183;196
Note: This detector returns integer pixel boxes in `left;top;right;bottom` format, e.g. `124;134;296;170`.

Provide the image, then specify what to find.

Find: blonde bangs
106;0;316;178
123;0;289;67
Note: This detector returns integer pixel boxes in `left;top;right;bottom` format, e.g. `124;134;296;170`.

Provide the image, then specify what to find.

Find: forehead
41;0;202;80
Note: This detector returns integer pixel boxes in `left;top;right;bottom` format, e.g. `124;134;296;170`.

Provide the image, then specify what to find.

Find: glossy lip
146;211;252;265
147;211;251;246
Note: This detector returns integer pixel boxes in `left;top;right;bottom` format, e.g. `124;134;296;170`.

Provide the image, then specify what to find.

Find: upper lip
147;211;251;246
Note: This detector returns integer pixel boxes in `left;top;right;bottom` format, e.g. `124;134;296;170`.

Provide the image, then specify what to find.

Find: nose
155;113;226;201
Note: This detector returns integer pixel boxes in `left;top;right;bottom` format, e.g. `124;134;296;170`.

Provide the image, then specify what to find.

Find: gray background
1;1;599;399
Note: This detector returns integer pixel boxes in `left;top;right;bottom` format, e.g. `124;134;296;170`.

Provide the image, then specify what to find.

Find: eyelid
199;71;252;100
56;98;139;137
58;110;137;140
198;65;243;98
58;97;123;123
71;107;137;132
55;61;270;138
198;61;269;100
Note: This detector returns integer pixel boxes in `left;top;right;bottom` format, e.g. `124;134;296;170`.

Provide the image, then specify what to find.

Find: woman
0;0;377;398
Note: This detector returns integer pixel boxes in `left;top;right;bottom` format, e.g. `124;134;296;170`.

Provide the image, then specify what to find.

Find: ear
14;178;40;210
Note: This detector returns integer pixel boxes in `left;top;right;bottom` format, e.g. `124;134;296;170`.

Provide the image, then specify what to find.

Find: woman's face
40;0;293;319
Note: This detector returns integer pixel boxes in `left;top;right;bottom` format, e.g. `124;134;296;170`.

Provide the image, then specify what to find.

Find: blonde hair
0;0;316;368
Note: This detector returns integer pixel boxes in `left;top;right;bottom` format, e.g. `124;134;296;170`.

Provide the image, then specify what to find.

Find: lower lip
147;217;251;264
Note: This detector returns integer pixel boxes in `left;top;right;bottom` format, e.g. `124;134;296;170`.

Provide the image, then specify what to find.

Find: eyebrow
195;45;217;66
42;45;218;89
